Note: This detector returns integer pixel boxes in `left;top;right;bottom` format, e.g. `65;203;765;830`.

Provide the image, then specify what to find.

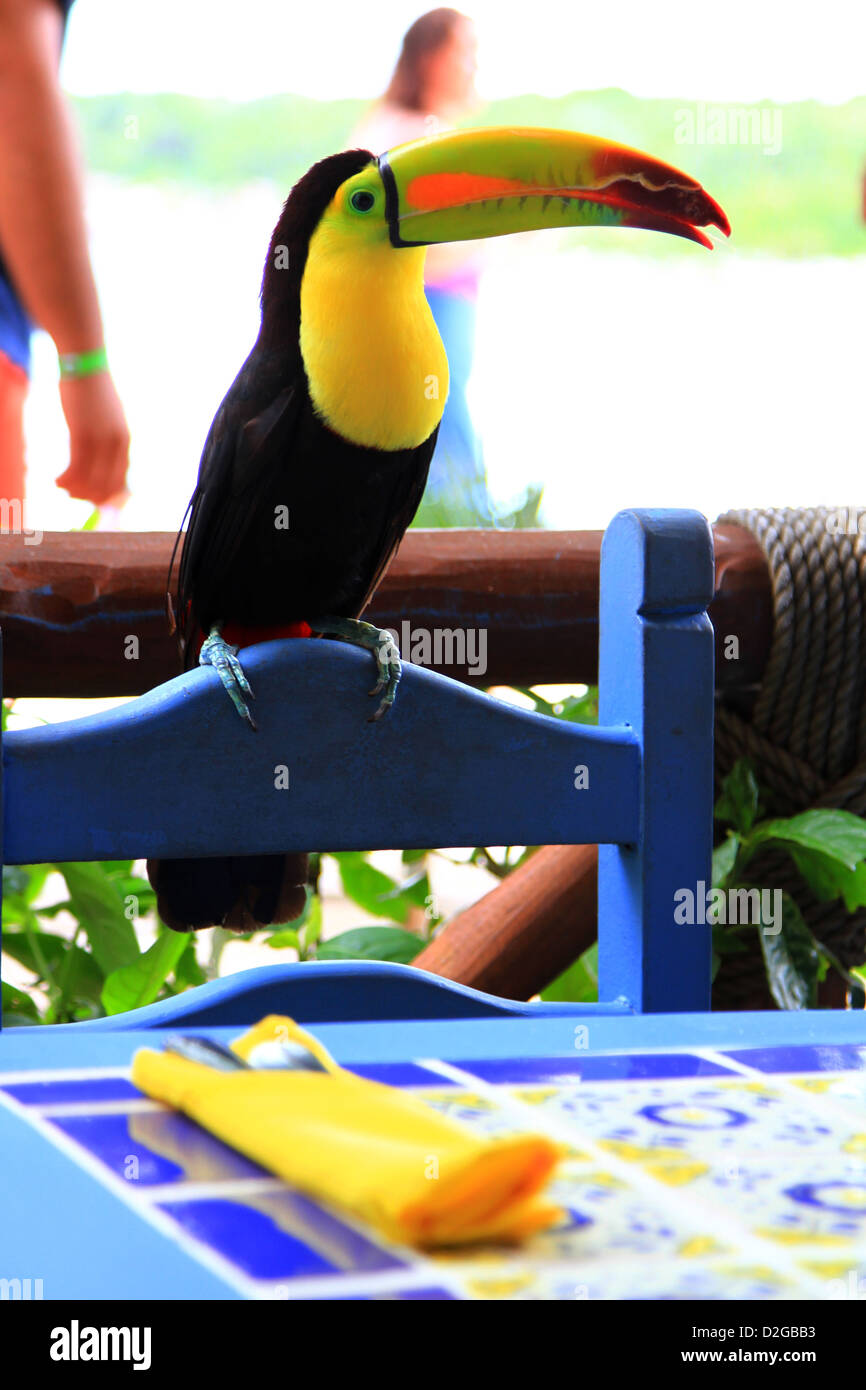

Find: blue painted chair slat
36;961;635;1032
3;644;639;863
598;510;715;1013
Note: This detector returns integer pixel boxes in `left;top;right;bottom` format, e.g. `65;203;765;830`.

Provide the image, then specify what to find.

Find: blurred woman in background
352;8;493;525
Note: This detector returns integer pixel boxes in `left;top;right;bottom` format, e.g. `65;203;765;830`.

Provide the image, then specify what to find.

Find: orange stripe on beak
406;171;527;210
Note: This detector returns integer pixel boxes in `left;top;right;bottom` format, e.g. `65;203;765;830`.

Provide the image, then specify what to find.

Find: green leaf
540;944;598;1003
2;865;30;900
759;893;821;1010
711;924;750;956
173;939;206;989
469;846;515;879
1;864;52;923
92;864;158;919
786;847;866;912
1;980;41;1023
712;834;741;887
265;897;322;958
330;853;408;924
714;759;760;833
265;928;301;951
115;880;158;912
290;887;316;927
299;895;323;953
509;685;600;725
401;849;429;865
101;931;189;1015
316;926;424;964
846;963;866;1008
21;864;52;904
556;690;599;725
263;892;323;957
814;939;865;1000
711;923;749;980
2;930;104;1001
96;860;135;877
380;872;431;910
751;809;866;870
0;894;34;928
32;899;74;919
4;920;55;982
511;685;556;716
55;863;140;975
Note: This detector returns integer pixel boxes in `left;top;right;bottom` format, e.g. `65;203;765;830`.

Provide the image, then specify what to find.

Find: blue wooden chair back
0;509;714;1023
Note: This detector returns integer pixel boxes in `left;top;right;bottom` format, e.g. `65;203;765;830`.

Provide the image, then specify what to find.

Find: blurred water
24;176;866;534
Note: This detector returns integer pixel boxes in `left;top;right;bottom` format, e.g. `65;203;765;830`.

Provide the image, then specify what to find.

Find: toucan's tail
146;853;309;932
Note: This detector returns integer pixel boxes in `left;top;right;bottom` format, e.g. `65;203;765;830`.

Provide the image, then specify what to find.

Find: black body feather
148;150;438;932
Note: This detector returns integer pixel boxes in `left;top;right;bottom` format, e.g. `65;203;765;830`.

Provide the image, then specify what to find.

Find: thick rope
714;507;866;1001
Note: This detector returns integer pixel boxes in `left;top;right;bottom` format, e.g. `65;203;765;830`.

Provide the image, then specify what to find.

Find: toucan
147;126;729;933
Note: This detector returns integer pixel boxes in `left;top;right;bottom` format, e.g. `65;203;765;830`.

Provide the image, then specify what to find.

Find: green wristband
58;346;108;379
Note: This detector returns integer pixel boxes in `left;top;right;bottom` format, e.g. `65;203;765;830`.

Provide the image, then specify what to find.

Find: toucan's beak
378;126;730;250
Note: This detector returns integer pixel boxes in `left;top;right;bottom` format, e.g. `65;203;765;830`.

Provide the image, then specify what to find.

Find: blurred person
0;0;129;518
353;7;493;525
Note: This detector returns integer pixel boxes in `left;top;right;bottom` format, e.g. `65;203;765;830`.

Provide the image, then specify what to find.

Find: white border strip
0;1066;133;1084
38;1099;161;1117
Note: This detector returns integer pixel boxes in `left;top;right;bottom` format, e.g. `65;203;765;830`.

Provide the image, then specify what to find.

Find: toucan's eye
350;189;376;213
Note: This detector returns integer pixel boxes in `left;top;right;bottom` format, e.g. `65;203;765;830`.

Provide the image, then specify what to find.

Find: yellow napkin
132;1015;562;1247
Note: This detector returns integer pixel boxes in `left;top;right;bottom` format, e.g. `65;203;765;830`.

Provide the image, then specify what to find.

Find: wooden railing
0;524;770;697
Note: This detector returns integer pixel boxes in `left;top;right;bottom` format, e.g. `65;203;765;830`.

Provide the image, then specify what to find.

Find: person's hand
56;372;131;507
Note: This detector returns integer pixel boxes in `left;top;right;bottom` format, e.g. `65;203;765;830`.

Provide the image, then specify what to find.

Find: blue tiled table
3;1009;866;1301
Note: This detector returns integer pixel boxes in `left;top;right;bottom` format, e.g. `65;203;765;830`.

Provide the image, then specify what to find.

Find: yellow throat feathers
299;227;449;452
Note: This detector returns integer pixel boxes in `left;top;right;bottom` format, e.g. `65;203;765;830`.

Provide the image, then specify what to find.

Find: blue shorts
0;267;32;374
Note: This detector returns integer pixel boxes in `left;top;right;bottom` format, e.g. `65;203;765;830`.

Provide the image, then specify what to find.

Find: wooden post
414;844;598;1000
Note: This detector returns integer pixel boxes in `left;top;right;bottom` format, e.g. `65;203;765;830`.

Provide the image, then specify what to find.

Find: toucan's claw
368;630;401;720
200;626;257;731
308;615;401;721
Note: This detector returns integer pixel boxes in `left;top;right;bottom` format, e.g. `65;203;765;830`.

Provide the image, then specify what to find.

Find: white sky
62;0;865;104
